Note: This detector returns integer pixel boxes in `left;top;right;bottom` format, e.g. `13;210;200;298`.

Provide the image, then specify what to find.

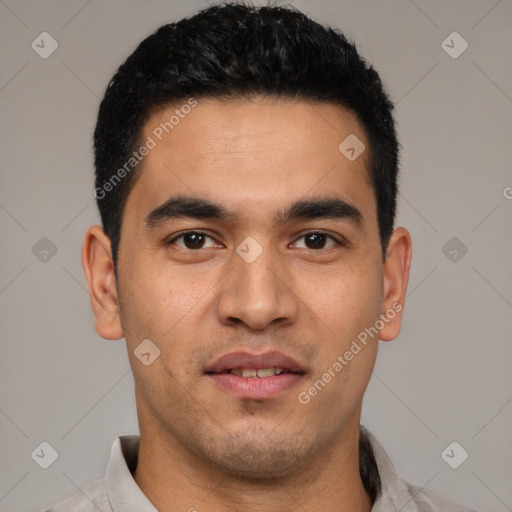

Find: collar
106;435;158;511
361;425;420;511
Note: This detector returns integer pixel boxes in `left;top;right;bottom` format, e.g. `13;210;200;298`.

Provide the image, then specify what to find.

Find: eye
293;231;342;250
166;231;219;250
166;230;343;251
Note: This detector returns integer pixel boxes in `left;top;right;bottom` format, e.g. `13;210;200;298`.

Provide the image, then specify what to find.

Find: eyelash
165;230;344;251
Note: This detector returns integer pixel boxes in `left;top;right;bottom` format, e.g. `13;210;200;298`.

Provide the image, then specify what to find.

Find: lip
205;350;305;374
205;350;306;400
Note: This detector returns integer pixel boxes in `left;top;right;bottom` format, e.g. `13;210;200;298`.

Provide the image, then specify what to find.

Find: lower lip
207;373;304;400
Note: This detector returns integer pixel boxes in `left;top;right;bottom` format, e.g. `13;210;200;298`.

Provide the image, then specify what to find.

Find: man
42;2;478;511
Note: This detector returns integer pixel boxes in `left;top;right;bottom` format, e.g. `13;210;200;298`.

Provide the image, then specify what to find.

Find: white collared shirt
40;425;478;512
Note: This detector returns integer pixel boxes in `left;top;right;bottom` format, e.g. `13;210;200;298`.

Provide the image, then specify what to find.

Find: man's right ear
81;225;124;340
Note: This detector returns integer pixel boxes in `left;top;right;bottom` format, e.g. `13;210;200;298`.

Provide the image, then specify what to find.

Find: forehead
142;96;369;163
126;97;375;226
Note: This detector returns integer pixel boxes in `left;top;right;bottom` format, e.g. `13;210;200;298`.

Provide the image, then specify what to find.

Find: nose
216;240;298;331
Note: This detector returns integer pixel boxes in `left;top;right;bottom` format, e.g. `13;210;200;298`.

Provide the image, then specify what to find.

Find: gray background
1;0;511;511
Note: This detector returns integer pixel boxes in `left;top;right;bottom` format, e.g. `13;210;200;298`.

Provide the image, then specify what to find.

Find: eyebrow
144;194;363;230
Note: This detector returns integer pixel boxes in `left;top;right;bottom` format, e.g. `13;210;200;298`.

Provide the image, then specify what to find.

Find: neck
133;412;373;512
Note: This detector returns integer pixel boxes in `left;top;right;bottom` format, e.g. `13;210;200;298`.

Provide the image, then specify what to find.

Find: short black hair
93;1;399;278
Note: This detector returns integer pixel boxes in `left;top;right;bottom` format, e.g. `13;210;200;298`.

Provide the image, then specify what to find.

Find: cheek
118;251;194;336
303;261;383;337
118;258;218;384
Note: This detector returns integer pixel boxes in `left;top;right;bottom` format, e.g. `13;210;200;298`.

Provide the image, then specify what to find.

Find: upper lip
205;350;306;374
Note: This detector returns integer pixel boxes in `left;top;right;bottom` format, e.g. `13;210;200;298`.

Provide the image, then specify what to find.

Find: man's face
112;97;394;477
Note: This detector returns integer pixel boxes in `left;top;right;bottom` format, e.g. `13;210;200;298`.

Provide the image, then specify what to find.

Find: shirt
39;425;478;512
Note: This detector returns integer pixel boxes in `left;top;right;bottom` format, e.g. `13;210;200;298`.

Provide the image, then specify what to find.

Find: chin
196;426;316;480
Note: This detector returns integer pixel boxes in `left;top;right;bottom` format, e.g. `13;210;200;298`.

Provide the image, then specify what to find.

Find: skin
82;96;412;512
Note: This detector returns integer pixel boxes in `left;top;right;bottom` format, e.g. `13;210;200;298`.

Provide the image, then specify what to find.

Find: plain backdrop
1;1;511;511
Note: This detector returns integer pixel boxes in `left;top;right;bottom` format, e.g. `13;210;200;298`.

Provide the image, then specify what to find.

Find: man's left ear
379;227;413;342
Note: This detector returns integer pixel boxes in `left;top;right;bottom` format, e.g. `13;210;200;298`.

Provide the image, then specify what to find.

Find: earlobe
379;227;413;342
81;225;124;340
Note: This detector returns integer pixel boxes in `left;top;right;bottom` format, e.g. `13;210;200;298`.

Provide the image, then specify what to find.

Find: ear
81;225;124;340
378;227;413;342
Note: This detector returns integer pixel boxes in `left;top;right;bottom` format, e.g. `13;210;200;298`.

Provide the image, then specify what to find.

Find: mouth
205;351;306;400
221;367;297;377
210;367;303;379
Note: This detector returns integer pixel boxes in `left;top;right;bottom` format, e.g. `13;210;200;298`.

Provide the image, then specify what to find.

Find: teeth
228;368;287;378
257;368;276;378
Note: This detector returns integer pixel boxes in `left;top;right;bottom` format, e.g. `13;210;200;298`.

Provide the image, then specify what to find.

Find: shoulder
37;477;111;512
361;425;480;512
405;481;480;512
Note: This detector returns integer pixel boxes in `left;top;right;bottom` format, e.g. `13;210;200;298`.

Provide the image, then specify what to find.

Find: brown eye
167;231;217;250
293;232;340;250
